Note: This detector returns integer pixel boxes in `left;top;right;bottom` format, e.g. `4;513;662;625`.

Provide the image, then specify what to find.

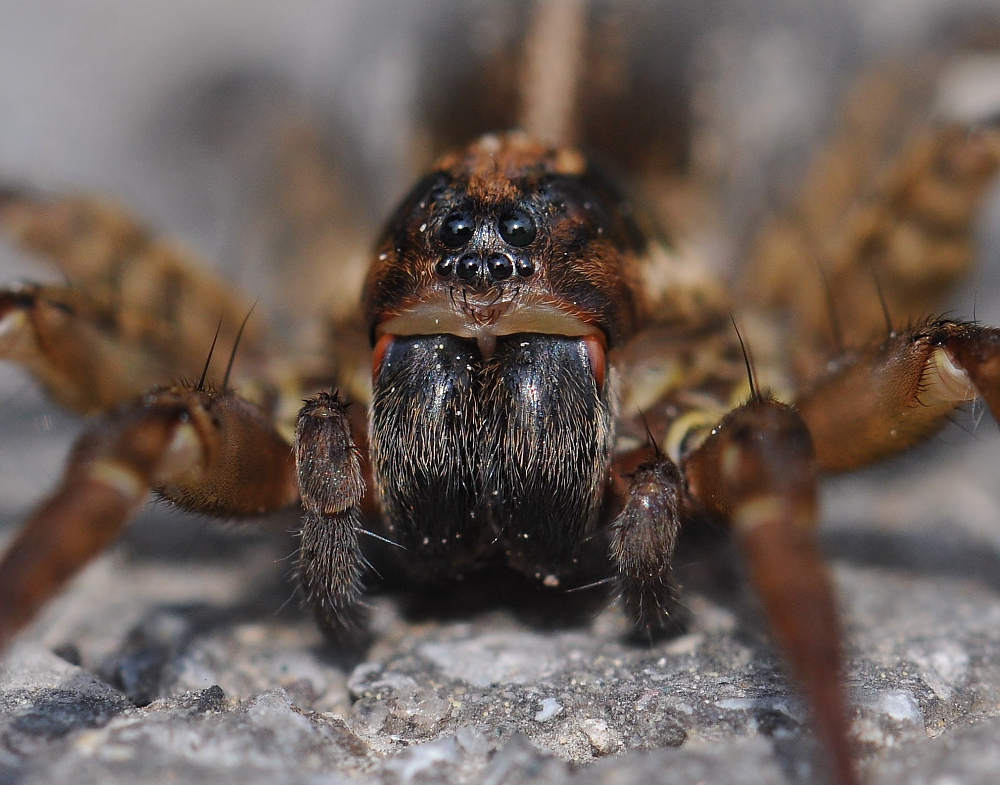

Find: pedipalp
294;391;367;635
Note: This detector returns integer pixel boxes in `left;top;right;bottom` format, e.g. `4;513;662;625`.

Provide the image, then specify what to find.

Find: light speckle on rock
878;690;924;725
534;697;563;723
579;718;622;756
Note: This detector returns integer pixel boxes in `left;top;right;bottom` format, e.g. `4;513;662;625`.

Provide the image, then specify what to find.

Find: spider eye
498;209;536;247
439;211;475;248
434;256;455;277
455;253;482;281
514;255;535;277
487;253;513;281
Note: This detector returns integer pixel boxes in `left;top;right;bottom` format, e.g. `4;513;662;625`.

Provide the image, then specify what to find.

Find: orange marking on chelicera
583;333;607;390
372;333;395;380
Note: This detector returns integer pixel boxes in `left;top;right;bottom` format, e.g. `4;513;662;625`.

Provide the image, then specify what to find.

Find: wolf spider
3;3;1000;784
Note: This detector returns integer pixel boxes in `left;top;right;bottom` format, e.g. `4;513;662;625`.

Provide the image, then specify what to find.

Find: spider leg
738;53;1000;374
683;398;858;785
294;391;367;635
0;385;296;652
0;283;180;413
795;319;1000;472
0;189;264;351
0;189;270;413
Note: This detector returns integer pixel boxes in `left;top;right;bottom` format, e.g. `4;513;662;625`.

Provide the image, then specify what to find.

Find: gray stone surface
2;488;1000;785
4;2;1000;785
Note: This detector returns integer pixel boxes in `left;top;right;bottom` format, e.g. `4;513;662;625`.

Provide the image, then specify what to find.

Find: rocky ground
4;2;1000;784
2;426;1000;785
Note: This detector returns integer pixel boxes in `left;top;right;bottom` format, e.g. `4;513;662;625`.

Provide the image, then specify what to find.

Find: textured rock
2;507;1000;784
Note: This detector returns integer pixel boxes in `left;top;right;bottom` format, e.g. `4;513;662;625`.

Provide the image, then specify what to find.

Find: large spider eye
439;211;475;248
498;209;537;247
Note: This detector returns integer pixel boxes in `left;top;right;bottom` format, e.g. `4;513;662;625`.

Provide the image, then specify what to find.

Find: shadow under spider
821;526;1000;595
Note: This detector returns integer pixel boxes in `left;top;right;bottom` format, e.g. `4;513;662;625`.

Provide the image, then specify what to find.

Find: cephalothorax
3;5;1000;785
368;137;630;577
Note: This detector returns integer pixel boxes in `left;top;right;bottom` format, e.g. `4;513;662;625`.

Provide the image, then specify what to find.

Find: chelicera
2;5;1000;785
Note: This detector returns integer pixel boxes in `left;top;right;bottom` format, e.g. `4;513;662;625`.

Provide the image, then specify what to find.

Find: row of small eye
434;252;535;280
438;209;537;249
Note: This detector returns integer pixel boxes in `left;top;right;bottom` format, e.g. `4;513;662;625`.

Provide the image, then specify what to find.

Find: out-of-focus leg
684;398;857;785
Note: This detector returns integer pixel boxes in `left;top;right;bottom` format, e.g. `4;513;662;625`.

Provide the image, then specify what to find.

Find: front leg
795;320;1000;472
684;398;857;785
0;386;297;651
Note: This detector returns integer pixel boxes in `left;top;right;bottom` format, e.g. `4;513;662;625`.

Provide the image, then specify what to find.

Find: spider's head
362;132;647;356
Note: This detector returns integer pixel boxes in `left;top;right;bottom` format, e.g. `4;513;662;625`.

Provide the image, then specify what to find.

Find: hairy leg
795;319;1000;472
684;398;857;785
0;189;272;413
0;385;296;651
738;52;1000;383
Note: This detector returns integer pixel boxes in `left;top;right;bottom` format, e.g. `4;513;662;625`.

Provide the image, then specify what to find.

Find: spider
2;3;1000;784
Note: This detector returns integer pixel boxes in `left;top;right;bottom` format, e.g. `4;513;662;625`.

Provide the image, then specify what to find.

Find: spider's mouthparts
369;331;614;576
374;293;603;359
